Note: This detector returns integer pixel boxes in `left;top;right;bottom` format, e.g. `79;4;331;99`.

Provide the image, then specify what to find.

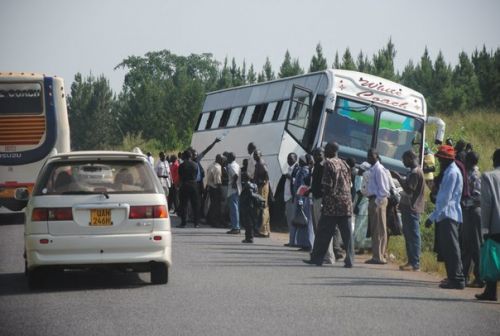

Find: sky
2;0;500;94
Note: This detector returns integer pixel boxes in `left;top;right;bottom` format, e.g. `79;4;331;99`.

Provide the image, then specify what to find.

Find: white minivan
17;151;172;289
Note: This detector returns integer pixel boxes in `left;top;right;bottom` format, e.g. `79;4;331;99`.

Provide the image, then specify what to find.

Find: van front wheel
151;263;168;284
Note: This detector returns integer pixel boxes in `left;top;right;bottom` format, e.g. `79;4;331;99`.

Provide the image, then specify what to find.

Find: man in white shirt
226;152;241;234
283;153;299;247
155;152;171;197
146;152;154;169
206;154;223;228
365;148;391;265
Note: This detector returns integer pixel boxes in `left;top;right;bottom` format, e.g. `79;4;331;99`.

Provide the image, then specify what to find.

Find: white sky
2;0;499;93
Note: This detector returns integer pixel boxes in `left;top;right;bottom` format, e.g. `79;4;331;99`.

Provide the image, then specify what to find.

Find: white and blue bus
191;69;444;193
0;72;70;212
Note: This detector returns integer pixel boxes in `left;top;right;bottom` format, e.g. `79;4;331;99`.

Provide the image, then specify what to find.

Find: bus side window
236;106;247;126
205;111;216;129
219;109;231;127
250;103;268;124
271;101;284;121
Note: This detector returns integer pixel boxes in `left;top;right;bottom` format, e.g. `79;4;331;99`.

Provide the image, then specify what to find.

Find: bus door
279;85;314;172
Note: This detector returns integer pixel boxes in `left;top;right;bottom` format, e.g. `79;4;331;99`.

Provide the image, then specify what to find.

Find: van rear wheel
151;263;168;284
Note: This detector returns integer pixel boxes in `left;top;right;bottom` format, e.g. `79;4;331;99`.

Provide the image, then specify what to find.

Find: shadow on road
294;275;437;288
0;269;151;296
338;295;478;304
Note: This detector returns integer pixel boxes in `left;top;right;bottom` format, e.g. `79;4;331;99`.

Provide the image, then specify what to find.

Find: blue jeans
228;192;240;230
401;206;421;268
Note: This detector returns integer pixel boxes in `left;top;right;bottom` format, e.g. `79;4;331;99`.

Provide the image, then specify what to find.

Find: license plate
90;209;112;226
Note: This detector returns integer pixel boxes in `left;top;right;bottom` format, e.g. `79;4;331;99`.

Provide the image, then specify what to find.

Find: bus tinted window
376;110;424;165
241;106;254;125
271;101;283;121
211;110;223;129
278;100;290;120
0;83;43;114
198;113;210;130
250;104;268;124
227;107;242;127
219;109;231;127
323;97;375;154
205;111;216;129
236;106;247;126
263;102;276;122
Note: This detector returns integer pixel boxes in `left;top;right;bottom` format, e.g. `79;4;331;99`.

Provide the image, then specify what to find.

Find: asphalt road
0;213;499;336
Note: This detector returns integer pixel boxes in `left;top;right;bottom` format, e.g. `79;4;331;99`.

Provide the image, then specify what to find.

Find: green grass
388;110;500;276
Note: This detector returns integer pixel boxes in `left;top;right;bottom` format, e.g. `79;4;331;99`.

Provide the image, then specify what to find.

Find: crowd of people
148;138;500;302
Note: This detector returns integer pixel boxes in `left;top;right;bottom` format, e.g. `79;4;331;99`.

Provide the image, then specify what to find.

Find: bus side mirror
14;188;30;201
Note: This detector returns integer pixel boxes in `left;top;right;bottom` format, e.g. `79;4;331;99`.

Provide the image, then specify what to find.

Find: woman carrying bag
476;148;500;301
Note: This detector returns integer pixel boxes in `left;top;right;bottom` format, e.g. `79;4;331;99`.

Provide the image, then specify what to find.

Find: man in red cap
425;145;465;289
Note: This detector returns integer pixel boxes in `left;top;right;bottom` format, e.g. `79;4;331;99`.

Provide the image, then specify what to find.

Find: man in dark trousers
177;150;201;228
425;145;465;289
391;150;425;272
475;148;500;301
303;142;354;268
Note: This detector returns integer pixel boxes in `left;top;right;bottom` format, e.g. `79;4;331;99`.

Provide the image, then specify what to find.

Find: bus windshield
323;97;423;171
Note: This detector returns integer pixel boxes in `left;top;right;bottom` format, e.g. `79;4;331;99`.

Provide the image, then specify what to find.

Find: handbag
480;238;500;282
291;204;308;227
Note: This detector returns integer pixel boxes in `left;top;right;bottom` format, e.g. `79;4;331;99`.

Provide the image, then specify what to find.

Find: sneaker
365;259;387;265
226;229;241;234
241;239;253;243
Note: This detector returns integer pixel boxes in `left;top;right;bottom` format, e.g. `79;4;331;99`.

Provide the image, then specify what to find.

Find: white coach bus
0;72;70;212
191;69;443;192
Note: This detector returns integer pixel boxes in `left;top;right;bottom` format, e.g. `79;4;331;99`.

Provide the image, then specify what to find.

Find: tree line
68;39;500;151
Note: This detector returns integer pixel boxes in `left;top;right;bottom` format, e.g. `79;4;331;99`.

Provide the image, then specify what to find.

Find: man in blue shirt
425;145;465;289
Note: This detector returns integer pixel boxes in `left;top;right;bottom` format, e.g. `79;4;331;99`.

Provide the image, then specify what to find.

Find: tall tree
279;50;304;78
472;46;495;107
309;43;328;72
413;47;434;108
115;50;219;149
262;57;275;81
451;51;482;111
432;51;454;113
68;73;117;150
332;51;340;69
356;50;372;73
341;48;356;70
279;50;294;78
217;57;232;89
247;64;257;84
372;38;397;80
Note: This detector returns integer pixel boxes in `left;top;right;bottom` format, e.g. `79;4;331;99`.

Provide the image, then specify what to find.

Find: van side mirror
14;187;30;201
